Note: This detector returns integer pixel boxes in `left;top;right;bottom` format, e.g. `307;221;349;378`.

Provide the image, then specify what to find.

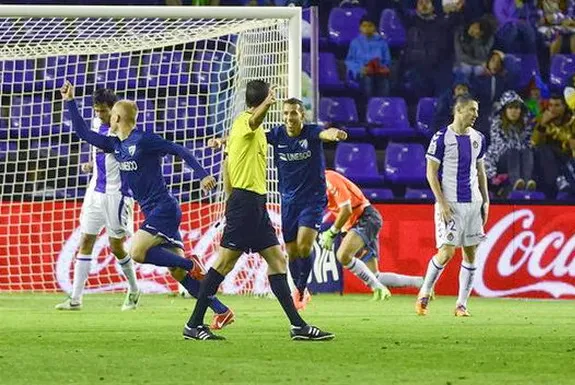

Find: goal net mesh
0;14;291;295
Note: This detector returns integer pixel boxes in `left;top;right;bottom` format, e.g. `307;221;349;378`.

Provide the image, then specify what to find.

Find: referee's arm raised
248;85;277;130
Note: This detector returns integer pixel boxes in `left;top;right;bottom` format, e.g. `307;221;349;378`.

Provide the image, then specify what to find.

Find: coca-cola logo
475;209;575;298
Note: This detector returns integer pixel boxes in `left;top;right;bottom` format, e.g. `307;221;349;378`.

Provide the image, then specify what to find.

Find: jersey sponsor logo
475;209;575;298
119;161;138;171
278;150;312;162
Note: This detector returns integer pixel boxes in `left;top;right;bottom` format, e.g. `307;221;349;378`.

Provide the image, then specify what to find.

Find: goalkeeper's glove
320;226;340;250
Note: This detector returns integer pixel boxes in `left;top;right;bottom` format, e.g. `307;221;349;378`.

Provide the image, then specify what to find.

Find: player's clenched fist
81;163;93;173
201;175;217;191
264;85;277;106
60;80;74;101
207;138;225;150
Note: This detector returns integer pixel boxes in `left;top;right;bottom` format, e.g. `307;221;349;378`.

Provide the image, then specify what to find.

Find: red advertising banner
1;201;574;299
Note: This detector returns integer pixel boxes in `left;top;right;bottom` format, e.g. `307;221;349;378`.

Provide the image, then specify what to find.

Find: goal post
0;5;302;295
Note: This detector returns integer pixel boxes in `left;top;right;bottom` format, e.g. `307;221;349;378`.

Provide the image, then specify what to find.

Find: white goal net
0;6;301;295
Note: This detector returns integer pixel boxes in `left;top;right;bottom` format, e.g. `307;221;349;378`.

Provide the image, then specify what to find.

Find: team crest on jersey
299;139;309;150
473;141;479;149
447;233;454;242
128;145;136;156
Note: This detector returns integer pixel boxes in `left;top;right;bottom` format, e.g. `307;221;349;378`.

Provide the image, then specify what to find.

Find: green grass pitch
1;293;574;385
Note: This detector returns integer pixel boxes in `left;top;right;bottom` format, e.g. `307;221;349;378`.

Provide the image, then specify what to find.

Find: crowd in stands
1;0;574;202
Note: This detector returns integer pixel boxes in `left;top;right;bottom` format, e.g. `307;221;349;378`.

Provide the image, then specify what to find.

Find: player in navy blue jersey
61;81;235;330
267;98;347;309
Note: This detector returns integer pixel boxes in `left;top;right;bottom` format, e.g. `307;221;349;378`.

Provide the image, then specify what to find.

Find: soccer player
61;81;235;330
55;89;140;312
416;94;489;317
320;170;425;299
184;80;334;341
210;98;348;310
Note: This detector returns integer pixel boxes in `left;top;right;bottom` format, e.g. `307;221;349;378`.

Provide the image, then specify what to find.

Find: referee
183;80;334;341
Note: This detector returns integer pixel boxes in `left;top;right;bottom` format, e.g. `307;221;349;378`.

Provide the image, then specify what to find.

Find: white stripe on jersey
88;117;123;195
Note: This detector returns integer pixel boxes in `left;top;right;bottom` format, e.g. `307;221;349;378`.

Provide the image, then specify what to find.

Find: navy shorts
220;188;280;253
140;197;184;249
350;205;382;262
281;200;326;243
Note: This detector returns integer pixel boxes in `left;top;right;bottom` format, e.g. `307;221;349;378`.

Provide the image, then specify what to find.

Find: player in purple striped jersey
60;81;235;330
416;95;489;317
55;88;140;312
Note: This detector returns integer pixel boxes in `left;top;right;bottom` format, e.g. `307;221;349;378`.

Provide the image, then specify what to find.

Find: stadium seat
384;143;426;185
379;9;406;48
62;98;92;134
404;188;434;200
185;142;223;176
549;54;575;91
334;142;385;186
9;96;52;138
140;51;189;87
162;96;208;137
162;156;193;185
191;50;234;90
367;97;415;138
95;53;137;89
508;191;546;200
318;52;345;91
362;188;394;202
135;100;156;132
328;7;367;46
416;97;437;137
319;97;358;124
506;54;539;90
556;191;575;201
302;52;311;75
1;59;38;92
43;55;88;89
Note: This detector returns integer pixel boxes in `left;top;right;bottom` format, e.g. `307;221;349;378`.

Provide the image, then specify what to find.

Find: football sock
457;261;476;307
269;273;306;327
71;254;92;302
344;258;384;290
187;268;225;327
296;251;314;295
288;258;301;288
144;245;193;270
376;272;423;288
118;256;139;293
420;256;444;296
179;276;229;314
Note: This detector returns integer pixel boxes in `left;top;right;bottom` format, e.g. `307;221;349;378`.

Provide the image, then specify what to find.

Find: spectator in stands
485;91;536;193
396;0;464;99
536;0;575;55
345;15;391;98
493;0;538;54
433;75;470;130
556;138;575;200
524;75;549;118
532;93;575;197
453;16;496;79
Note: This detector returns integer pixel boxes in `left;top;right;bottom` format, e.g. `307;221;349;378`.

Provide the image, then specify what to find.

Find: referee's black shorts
220;188;280;253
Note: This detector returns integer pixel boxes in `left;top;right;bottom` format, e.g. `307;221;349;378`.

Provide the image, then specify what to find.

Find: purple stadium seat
135;100;156;133
1;59;37;91
95;53;137;89
379;9;406;48
302;52;311;75
185;142;223;176
557;191;575;201
162;157;193;185
328;7;367;45
140;51;189;87
43;55;87;89
404;188;434;200
344;126;368;140
508;191;546;200
319;97;358;124
191;51;233;89
384;143;426;185
506;54;539;90
367;97;415;138
62;98;92;134
550;54;575;91
318;53;345;91
362;188;394;202
163;96;208;136
334;142;385;186
416;97;437;137
10;96;52;138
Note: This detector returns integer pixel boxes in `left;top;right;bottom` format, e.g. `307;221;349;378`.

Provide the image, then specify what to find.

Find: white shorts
434;202;485;249
79;189;134;239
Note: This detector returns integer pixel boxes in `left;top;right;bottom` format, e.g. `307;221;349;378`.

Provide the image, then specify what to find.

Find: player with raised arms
416;94;489;317
209;98;348;310
320;170;425;298
61;81;235;330
55;88;140;312
184;80;334;341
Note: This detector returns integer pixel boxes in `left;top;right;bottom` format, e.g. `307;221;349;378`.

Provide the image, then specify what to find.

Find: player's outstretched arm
319;127;348;142
60;81;115;153
248;86;277;130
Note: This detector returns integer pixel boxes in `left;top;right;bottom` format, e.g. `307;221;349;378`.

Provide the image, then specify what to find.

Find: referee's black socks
269;273;307;327
187;268;225;327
